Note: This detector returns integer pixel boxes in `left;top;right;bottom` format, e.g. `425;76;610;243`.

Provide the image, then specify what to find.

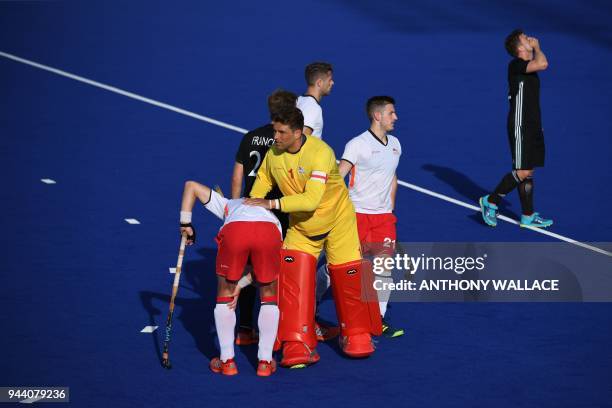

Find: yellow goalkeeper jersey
250;135;354;237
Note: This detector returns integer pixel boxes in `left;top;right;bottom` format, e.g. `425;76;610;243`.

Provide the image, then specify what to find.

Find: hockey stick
161;234;187;369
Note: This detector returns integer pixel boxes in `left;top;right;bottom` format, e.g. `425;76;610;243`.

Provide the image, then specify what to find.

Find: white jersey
205;190;282;235
341;130;401;214
297;95;323;138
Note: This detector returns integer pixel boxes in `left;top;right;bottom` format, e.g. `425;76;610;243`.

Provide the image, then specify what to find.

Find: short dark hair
305;62;333;86
505;29;524;57
366;96;395;121
272;107;304;132
268;89;297;117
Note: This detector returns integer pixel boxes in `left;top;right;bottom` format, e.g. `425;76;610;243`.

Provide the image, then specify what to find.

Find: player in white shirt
179;181;282;376
338;96;404;338
297;62;341;340
296;61;334;138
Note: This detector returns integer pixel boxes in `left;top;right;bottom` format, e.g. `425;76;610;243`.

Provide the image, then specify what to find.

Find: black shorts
507;125;545;169
272;209;289;237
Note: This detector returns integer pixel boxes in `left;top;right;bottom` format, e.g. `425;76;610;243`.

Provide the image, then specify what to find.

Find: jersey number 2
248;151;262;177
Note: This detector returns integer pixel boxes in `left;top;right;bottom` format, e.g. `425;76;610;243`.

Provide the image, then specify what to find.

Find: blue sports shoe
520;213;553;228
479;195;498;227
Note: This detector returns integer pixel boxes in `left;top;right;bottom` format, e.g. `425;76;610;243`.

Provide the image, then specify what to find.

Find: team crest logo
392;148;400;155
298;167;305;175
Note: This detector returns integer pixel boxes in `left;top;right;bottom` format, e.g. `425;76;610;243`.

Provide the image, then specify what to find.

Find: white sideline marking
124;218;140;225
40;178;56;184
141;326;158;333
169;267;176;274
2;50;610;258
398;180;612;257
0;51;248;134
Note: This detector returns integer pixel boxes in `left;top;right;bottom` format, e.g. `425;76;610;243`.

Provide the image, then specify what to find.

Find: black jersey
507;58;542;131
235;124;276;196
235;123;288;232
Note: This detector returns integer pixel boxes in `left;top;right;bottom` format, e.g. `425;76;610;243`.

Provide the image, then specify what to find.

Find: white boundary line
2;50;610;258
0;51;248;134
397;180;612;257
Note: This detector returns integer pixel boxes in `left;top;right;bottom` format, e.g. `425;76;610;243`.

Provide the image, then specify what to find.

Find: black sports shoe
381;318;404;338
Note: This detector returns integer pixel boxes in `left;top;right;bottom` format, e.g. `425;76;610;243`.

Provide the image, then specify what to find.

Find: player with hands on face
480;29;552;229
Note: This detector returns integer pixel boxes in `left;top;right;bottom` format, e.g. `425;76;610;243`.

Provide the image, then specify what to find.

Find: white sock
257;304;279;361
379;300;388;317
375;275;393;317
214;303;236;361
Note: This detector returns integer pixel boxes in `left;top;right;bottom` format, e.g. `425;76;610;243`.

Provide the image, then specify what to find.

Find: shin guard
276;249;318;349
329;259;383;337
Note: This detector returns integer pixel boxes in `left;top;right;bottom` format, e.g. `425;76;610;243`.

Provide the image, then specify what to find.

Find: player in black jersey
480;29;553;229
230;90;295;345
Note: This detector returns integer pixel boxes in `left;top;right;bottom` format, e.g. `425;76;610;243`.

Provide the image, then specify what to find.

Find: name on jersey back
252;136;274;147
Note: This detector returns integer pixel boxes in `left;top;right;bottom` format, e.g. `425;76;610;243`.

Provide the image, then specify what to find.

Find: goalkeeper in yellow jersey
245;105;382;368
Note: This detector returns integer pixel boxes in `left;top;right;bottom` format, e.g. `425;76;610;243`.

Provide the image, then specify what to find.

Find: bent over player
245;106;382;368
338;96;404;338
179;181;282;376
480;29;553;228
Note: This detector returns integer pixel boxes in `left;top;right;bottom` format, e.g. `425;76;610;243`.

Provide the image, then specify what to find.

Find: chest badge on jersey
298;166;305;175
393;148;400;155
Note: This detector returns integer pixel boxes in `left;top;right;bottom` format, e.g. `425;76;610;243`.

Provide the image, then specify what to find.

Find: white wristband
180;211;192;224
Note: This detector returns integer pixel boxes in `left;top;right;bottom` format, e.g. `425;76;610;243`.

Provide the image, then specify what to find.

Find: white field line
2;50;610;258
397;180;612;257
0;51;248;134
140;325;159;333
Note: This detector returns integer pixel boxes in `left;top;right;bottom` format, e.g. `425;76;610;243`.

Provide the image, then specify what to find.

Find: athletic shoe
256;359;277;377
381;318;404;338
209;357;238;376
235;327;259;346
315;322;340;341
339;333;375;358
520;212;553;228
479;195;498;227
280;341;320;368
